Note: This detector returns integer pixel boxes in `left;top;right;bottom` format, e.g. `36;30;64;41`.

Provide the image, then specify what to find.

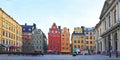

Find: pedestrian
82;50;85;55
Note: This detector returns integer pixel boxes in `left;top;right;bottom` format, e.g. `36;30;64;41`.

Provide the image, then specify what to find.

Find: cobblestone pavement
0;54;120;60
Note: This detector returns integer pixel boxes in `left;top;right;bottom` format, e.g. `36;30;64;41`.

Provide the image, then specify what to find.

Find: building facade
21;23;36;53
95;0;120;56
71;26;85;53
0;8;22;52
84;28;95;53
61;27;70;54
95;22;103;53
32;29;47;53
48;23;61;53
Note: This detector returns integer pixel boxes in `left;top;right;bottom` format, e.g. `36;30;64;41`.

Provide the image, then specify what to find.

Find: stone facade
95;0;120;55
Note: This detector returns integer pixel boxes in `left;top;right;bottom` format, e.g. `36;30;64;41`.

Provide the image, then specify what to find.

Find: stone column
117;28;120;52
102;38;105;52
111;33;115;51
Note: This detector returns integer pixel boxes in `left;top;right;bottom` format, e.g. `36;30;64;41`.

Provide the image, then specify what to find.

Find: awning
9;46;21;49
0;44;8;48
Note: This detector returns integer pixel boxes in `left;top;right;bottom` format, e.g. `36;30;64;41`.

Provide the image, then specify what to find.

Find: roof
72;31;85;35
84;27;94;31
0;8;21;26
21;25;35;32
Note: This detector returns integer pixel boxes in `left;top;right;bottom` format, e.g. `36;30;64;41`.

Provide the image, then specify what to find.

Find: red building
48;23;61;53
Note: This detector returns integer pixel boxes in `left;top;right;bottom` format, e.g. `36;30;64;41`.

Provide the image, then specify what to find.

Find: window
62;38;64;40
6;31;8;37
114;10;117;23
86;46;88;49
62;47;64;50
62;43;64;45
90;41;92;44
66;43;68;45
86;32;88;34
108;13;111;27
90;46;92;49
50;46;52;49
86;41;88;44
81;45;83;49
53;26;55;28
54;46;56;49
74;45;76;48
90;32;92;35
90;36;92;39
86;36;88;39
78;40;80;43
40;40;41;43
2;30;5;36
66;38;68;41
37;40;38;43
52;31;54;33
6;40;8;45
105;20;106;30
78;45;80;48
81;37;83;39
81;40;83;43
66;48;68;50
40;46;41;49
55;31;57;33
74;40;76;43
28;28;31;31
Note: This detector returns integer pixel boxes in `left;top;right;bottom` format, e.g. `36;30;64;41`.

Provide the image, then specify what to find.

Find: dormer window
32;27;34;30
55;31;57;33
53;26;55;28
28;28;31;31
52;31;54;33
23;28;25;31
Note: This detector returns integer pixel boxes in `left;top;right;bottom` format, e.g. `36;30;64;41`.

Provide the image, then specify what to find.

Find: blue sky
0;0;105;37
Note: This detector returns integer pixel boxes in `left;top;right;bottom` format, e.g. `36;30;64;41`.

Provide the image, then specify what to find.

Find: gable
99;0;115;19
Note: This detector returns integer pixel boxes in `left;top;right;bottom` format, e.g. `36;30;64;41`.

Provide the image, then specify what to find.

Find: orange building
61;27;70;54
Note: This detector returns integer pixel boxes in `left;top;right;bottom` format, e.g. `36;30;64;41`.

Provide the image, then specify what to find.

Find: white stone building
95;0;120;56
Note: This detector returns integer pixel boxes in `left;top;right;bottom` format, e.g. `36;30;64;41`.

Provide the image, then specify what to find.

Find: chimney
81;26;85;34
58;26;61;30
25;23;27;26
58;26;61;32
68;29;69;31
33;23;36;29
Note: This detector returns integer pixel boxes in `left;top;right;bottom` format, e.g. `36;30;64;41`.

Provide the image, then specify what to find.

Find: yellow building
0;8;22;52
71;26;85;53
61;27;70;54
